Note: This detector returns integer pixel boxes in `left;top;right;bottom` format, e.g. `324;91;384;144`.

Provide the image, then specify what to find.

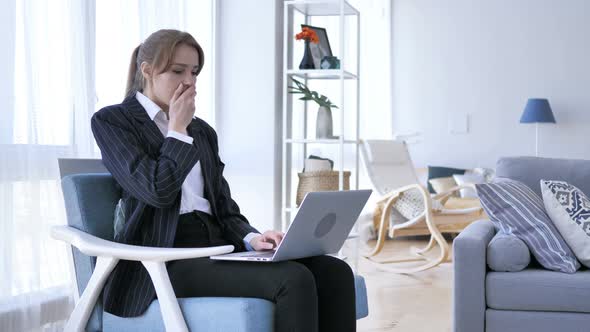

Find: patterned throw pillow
541;180;590;268
476;179;580;273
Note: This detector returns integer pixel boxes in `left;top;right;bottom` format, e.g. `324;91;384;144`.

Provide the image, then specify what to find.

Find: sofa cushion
427;166;466;193
428;176;457;194
542;180;590;268
354;274;369;319
496;156;590;198
486;309;590;332
476;179;580;273
453;173;485;198
487;231;530;272
486;269;590;313
103;297;275;332
103;274;369;331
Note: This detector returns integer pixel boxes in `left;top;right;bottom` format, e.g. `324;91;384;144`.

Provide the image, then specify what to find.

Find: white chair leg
363;193;452;274
423;213;450;263
64;256;119;332
362;195;398;258
364;239;448;274
142;261;188;332
411;235;435;256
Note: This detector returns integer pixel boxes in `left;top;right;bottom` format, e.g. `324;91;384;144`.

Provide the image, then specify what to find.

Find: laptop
210;189;372;262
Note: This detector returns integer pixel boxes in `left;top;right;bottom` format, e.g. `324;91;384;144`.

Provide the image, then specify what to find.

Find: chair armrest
452;220;496;332
376;184;432;241
433;184;476;204
51;225;234;262
376;183;429;205
52;225;235;332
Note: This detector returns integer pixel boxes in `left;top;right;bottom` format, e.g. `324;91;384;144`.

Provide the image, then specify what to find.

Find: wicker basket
296;170;351;206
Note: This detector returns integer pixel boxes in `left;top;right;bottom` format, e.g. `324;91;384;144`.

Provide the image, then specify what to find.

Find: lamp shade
520;98;556;123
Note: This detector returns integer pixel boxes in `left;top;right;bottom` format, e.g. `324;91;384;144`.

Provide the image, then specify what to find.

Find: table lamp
519;98;556;157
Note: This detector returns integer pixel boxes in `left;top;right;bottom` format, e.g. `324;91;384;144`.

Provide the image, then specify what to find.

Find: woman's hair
125;29;204;98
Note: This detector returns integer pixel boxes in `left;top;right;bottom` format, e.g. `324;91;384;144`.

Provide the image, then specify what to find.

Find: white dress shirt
135;92;258;249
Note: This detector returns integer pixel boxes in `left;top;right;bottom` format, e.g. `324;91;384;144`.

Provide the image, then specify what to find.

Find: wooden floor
343;237;454;332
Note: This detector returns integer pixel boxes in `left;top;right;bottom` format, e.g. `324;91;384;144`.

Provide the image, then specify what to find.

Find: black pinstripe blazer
91;95;259;317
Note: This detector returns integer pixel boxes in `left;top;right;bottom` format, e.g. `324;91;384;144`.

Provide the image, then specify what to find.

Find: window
13;0;74;145
1;1;215;330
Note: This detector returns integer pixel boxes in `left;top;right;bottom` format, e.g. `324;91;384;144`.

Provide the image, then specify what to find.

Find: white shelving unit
281;0;361;239
286;69;358;80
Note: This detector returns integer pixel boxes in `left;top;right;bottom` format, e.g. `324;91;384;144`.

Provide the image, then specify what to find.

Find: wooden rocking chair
359;139;485;273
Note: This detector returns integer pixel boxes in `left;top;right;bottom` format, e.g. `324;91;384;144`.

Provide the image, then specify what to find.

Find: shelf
287;69;357;80
285;138;359;144
282;0;360;238
286;0;359;16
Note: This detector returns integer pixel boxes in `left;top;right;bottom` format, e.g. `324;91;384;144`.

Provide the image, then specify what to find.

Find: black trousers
167;211;356;332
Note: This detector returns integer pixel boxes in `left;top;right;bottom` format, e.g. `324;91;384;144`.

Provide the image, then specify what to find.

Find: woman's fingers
171;83;185;103
271;232;283;246
253;236;274;250
185;86;197;99
176;85;196;107
178;83;195;95
263;231;283;247
252;231;286;251
259;242;274;250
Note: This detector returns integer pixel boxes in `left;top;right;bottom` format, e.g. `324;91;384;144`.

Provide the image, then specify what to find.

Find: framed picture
301;24;332;69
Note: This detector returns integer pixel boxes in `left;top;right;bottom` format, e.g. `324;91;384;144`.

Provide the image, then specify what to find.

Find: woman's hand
168;83;196;135
250;230;285;251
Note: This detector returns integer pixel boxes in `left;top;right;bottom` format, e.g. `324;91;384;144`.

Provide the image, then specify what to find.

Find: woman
91;29;356;332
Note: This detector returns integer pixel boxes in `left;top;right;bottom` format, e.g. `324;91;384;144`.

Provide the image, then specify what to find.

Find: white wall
392;0;590;169
216;0;282;232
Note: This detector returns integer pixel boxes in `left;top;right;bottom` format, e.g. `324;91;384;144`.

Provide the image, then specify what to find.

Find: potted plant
288;77;339;138
295;27;319;69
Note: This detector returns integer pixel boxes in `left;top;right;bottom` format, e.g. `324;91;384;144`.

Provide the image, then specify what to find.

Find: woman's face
143;43;200;110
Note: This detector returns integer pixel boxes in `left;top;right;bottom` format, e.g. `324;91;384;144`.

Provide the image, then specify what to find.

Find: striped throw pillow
476;179;580;273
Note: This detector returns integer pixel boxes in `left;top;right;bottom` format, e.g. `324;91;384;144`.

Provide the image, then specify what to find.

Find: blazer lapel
123;96;165;153
122;101;218;211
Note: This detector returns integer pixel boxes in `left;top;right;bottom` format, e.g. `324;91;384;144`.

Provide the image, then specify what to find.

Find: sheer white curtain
1;0;95;331
1;1;214;331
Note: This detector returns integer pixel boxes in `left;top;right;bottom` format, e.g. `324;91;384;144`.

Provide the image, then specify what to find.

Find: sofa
453;156;590;332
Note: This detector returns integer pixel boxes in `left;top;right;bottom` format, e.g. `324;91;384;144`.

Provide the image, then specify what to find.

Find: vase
298;40;315;70
316;106;334;138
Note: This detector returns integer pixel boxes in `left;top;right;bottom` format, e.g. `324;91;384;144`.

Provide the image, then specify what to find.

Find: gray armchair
54;159;369;331
453;156;590;332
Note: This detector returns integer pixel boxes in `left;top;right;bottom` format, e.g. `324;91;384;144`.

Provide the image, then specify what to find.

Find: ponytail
125;44;142;98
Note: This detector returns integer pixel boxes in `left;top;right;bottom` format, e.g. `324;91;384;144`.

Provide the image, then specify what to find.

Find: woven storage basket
296;170;351;206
